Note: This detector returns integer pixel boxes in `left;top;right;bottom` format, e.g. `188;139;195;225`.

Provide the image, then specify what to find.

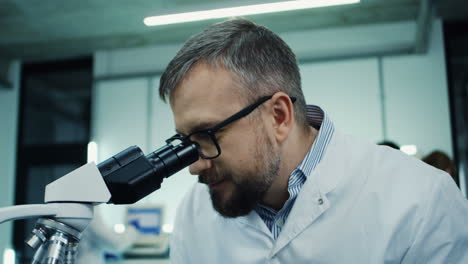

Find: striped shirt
254;105;335;240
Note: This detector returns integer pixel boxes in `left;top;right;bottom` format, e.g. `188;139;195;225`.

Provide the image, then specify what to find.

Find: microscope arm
0;204;60;224
0;203;93;231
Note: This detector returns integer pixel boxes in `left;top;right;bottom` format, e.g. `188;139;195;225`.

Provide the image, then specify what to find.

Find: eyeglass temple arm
212;96;296;131
211;96;271;131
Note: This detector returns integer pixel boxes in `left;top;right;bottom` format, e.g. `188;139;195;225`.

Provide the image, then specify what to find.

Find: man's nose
189;158;213;175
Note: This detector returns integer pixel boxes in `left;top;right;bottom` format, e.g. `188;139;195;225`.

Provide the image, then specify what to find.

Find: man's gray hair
159;18;308;127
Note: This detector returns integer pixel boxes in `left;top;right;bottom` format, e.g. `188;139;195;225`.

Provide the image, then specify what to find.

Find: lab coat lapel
270;130;342;256
270;172;330;256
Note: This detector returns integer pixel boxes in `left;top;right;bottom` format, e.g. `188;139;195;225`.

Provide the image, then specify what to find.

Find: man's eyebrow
175;121;218;135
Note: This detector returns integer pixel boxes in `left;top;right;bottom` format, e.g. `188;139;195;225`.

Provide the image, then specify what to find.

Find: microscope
0;138;199;264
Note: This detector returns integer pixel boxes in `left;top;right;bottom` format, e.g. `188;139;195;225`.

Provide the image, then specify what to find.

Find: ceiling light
144;0;360;26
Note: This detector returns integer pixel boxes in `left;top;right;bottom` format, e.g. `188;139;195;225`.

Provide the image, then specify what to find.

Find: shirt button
318;198;324;205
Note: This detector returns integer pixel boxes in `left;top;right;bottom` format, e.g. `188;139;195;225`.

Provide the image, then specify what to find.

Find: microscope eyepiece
98;140;199;204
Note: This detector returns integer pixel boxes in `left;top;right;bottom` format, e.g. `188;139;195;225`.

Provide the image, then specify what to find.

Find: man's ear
269;92;295;143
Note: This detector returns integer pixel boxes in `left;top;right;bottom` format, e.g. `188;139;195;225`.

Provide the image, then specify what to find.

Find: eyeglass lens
188;132;219;158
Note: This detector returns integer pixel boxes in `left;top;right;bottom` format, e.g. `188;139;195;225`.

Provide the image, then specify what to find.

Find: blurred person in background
423;150;459;187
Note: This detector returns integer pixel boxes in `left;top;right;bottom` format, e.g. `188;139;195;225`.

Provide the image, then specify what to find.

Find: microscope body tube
98;142;199;204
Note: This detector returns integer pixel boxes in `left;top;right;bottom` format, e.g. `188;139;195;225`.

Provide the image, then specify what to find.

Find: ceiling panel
3;0;460;62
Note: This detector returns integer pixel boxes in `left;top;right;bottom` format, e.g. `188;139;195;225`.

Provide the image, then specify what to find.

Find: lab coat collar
236;129;344;255
270;173;331;256
313;130;343;195
271;129;344;255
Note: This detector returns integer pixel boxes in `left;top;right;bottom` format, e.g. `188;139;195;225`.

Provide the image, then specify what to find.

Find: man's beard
199;131;281;218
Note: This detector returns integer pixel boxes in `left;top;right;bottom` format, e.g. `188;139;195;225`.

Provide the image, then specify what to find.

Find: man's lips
209;179;225;188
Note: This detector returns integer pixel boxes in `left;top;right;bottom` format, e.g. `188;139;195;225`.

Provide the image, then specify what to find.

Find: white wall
0;61;20;263
299;20;452;156
383;20;452;156
92;19;454;229
300;58;383;141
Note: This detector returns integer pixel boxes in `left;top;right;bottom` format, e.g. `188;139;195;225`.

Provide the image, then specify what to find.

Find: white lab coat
170;130;468;263
76;207;138;264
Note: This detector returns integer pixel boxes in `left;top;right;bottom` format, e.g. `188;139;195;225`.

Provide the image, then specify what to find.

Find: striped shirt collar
254;105;335;239
296;105;335;179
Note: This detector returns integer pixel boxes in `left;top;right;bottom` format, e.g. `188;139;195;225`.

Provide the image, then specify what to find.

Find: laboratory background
1;0;468;263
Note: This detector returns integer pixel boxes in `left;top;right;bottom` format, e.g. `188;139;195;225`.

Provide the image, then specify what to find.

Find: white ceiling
0;0;466;62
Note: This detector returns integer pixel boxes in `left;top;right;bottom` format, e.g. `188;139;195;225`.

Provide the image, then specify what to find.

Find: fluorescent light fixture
114;223;126;233
144;0;360;26
3;248;15;264
400;145;418;156
87;141;98;163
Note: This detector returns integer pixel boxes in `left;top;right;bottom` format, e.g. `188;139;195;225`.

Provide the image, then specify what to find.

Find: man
159;18;468;263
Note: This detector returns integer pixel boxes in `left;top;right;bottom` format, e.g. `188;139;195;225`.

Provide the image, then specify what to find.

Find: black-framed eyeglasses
166;95;296;159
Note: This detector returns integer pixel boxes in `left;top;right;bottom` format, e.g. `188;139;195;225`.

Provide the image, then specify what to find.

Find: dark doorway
444;21;468;194
13;57;92;263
